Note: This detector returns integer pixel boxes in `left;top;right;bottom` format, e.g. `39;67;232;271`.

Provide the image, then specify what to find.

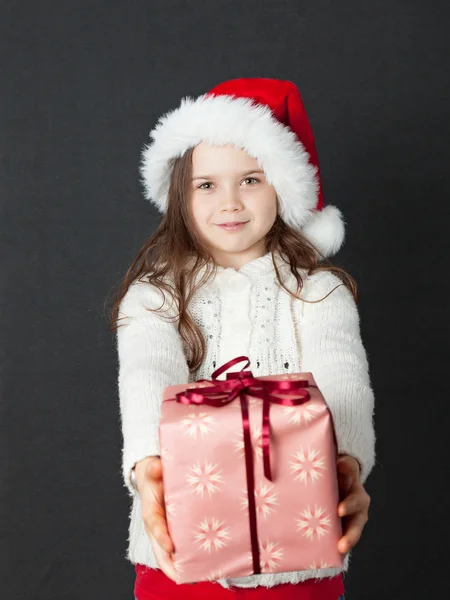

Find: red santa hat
139;77;345;258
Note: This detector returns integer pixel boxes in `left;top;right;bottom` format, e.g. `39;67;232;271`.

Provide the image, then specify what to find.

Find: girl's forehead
192;142;263;173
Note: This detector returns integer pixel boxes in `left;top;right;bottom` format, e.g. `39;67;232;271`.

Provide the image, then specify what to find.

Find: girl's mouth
216;221;249;231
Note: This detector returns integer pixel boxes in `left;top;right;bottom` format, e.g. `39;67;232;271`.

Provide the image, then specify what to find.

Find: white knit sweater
115;251;376;589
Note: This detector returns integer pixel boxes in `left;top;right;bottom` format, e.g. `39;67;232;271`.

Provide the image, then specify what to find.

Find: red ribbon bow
172;356;318;575
175;356;315;481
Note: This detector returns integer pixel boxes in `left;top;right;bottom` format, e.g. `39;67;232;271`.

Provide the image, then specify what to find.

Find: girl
111;78;375;600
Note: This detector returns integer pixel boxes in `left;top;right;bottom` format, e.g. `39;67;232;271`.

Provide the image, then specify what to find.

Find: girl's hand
336;454;371;556
134;456;179;583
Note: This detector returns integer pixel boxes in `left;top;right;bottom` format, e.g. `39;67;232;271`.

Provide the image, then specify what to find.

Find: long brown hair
106;145;358;373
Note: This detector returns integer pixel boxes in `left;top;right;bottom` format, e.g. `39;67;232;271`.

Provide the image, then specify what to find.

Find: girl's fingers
147;456;163;480
338;492;361;516
338;489;371;517
338;511;368;553
149;479;165;510
147;512;174;553
150;537;179;583
141;461;176;554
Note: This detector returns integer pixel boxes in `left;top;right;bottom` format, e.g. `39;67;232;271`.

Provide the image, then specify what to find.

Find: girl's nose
219;191;245;211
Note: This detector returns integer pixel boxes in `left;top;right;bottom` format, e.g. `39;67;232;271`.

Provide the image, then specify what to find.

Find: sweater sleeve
299;271;376;485
115;280;190;497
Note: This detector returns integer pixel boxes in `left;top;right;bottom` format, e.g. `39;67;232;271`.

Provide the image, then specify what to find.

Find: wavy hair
107;145;358;373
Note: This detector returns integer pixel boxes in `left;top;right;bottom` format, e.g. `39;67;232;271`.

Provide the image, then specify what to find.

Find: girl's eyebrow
191;169;265;181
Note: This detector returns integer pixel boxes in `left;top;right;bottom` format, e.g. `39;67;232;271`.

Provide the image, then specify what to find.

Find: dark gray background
1;1;448;598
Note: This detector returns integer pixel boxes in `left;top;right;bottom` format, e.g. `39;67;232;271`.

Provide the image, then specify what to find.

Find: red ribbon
171;356;317;575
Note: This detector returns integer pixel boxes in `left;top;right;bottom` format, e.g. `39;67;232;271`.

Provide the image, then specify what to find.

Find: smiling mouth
216;221;249;229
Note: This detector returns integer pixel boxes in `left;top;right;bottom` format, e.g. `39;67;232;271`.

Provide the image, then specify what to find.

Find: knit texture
115;251;376;589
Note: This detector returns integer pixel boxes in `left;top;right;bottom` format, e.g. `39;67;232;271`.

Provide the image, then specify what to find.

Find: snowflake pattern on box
241;481;279;519
172;555;186;574
296;505;332;540
194;517;231;552
234;425;263;458
207;568;226;581
186;460;224;497
259;540;284;572
283;401;322;425
160;445;173;461
180;412;216;438
289;446;326;484
308;558;330;570
164;493;176;518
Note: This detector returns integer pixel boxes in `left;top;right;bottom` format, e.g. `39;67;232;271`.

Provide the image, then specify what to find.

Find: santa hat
139;77;345;258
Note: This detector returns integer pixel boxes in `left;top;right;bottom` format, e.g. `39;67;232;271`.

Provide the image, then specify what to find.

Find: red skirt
135;564;345;600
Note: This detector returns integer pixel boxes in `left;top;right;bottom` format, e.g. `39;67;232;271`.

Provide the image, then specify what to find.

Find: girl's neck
209;241;268;271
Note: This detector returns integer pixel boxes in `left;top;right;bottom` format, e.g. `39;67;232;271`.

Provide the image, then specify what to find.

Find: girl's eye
197;177;259;190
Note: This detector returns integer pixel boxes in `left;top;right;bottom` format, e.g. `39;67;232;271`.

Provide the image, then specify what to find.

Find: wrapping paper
158;356;344;583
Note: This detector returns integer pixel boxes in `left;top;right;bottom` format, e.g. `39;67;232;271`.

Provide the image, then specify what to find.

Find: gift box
158;356;344;583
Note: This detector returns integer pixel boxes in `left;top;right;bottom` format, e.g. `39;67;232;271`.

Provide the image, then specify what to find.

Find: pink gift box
159;356;344;583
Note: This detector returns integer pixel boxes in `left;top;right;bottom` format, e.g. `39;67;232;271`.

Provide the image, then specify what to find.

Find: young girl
111;78;375;600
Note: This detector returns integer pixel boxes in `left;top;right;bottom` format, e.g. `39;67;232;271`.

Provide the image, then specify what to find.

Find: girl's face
188;142;278;269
